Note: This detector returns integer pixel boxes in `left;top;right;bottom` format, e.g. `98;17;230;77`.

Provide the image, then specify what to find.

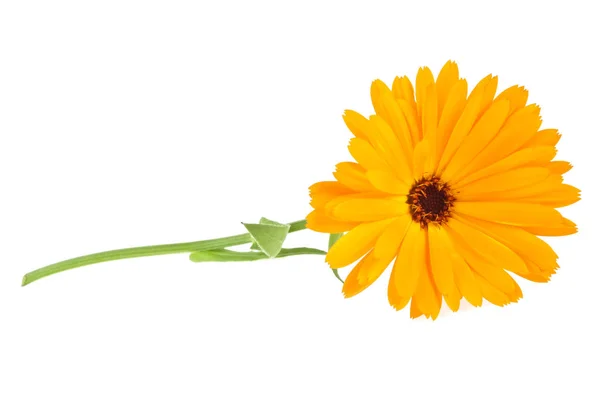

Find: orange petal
546;161;573;175
453;214;559;273
443;99;510;180
438;75;488;172
326;218;394;268
514;184;580;208
377;86;415;161
397;98;421;146
443;283;462;312
435;79;468;169
332;198;408;222
366;170;410;194
428;225;456;295
391;222;425;299
523;128;561;148
476;75;498;119
461;104;542;175
343;110;372;141
522;217;578;237
373;215;412;261
450;251;482;307
436;60;460;116
453;201;564;227
494;85;528;116
454;146;556;188
455;167;550;201
369;115;414;184
388;267;411;311
422;83;438;173
416;67;435;126
333;162;376;192
412;235;442;319
306;209;357;233
342;250;394;298
392;75;416;103
371;79;392;121
447;226;519;294
473;271;522;306
309;181;353;209
348;137;389;171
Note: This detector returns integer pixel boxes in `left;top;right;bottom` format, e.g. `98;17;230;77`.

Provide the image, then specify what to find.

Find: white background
1;1;598;401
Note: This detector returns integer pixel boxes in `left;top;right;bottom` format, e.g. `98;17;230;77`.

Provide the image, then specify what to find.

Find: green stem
22;219;308;286
189;247;326;262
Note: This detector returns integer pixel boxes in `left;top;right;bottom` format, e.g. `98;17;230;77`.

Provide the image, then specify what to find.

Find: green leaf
328;232;344;249
242;217;290;258
328;233;345;284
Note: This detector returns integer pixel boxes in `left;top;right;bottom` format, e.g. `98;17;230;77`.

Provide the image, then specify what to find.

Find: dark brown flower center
407;176;455;227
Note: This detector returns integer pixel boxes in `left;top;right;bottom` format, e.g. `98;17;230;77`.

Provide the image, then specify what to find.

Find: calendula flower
307;61;579;319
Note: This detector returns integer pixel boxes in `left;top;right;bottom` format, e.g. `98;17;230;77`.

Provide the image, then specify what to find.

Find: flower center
407;176;455;227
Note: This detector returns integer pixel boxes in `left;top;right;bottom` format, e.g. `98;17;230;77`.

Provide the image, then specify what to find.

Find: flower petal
546;161;572;175
448;217;528;275
348;137;389;171
443;283;462;312
416;67;435;126
326;219;394;268
373;214;412;261
412;259;442;320
366;169;410;194
446;224;519;293
443;99;510;180
342;250;394;298
522;219;578;236
309;181;353;208
454;146;556;188
435;79;468;169
523;128;561;148
397;98;421;146
306;210;357;233
391;222;425;299
377;89;414;164
369;115;413;183
473;271;522;306
343;110;371;141
438;75;489;171
422;83;438;173
333;162;377;192
460;104;542;176
455;167;550;201
494;85;528;115
453;201;564;227
428;225;456;295
453;214;559;273
332;198;408;222
436;60;460;116
514;184;580;207
450;251;482;307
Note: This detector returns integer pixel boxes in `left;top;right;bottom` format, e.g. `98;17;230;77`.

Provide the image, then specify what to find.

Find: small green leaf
242;218;290;258
328;233;345;284
328;232;344;249
258;217;283;226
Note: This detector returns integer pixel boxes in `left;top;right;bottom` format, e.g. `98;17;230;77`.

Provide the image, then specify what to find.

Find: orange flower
307;61;579;319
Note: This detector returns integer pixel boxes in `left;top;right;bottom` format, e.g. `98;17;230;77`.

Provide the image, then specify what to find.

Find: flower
306;61;579;319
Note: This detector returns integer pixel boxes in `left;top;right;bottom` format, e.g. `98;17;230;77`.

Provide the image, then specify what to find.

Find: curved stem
22;220;308;286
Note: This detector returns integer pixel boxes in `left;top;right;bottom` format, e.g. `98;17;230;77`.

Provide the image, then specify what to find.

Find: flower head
307;61;579;319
